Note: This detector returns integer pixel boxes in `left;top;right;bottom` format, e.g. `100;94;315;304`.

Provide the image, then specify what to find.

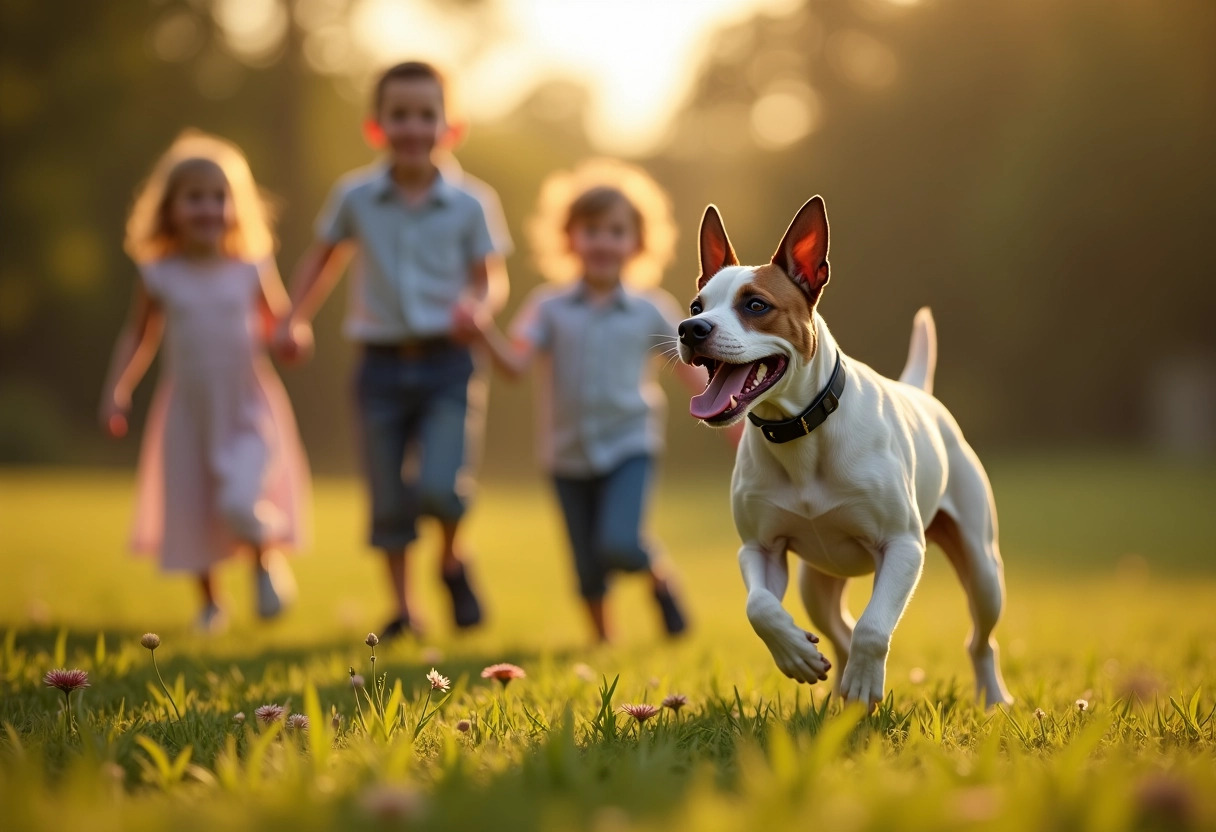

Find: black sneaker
442;562;484;629
654;584;688;637
379;614;419;642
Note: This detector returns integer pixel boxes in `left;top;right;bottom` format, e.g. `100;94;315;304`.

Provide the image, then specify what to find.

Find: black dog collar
747;351;846;444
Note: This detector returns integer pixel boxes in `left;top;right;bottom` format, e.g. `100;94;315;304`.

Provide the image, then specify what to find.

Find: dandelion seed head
43;668;90;694
365;633;380;647
481;663;526;686
351;674;366;689
140;633;161;650
233;712;246;724
1076;698;1089;712
426;668;451;692
621;703;660;722
255;703;285;724
908;667;926;685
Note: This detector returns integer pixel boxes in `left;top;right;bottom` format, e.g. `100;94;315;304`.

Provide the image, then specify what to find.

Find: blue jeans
355;345;480;550
552;455;655;599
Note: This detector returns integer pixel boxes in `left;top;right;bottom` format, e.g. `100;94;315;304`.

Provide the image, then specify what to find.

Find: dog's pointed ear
698;204;738;289
772;196;830;303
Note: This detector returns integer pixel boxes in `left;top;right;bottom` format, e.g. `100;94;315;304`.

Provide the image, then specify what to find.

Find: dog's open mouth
690;355;788;423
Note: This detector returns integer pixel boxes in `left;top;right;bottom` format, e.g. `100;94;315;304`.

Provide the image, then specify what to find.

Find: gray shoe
256;552;298;619
194;602;228;634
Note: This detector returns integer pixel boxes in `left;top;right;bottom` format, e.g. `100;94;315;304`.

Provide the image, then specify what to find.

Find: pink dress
131;257;309;572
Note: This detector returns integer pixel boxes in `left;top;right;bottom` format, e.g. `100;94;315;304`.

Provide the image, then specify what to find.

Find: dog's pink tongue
690;363;753;420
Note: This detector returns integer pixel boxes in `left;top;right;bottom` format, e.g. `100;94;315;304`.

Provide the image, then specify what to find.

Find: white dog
677;197;1012;708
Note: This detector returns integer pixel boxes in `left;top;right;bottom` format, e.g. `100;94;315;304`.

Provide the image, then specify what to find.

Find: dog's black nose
678;317;714;345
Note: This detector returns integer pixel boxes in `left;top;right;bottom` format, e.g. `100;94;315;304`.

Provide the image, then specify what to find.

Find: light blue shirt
513;282;683;477
316;165;510;342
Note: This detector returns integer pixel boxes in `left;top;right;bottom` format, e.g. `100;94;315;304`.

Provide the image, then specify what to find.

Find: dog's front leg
739;542;831;684
839;536;925;708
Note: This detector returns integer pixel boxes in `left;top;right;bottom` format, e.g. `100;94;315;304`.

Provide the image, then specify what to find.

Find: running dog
677;196;1012;708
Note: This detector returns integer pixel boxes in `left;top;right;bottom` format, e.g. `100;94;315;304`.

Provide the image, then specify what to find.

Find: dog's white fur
680;199;1012;708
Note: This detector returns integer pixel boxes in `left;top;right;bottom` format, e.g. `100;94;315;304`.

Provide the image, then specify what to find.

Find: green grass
1;455;1215;831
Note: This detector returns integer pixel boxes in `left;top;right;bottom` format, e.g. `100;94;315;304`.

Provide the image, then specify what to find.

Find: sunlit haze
350;0;804;155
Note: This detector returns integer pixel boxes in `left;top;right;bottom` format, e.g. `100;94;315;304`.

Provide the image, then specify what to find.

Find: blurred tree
1;0;1213;471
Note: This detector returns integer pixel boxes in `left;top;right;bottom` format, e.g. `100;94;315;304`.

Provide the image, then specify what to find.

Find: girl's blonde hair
124;129;276;264
528;158;676;289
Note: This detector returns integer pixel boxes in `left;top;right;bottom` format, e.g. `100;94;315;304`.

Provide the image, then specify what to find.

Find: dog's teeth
729;395;738;409
755;364;768;383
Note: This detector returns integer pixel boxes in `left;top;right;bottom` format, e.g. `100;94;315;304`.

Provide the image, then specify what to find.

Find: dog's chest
735;474;882;578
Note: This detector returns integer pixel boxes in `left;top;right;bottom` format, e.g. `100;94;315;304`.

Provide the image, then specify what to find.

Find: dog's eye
689;300;703;315
745;298;770;313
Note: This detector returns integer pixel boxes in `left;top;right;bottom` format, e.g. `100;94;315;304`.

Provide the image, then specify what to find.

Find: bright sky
347;0;806;156
202;0;915;155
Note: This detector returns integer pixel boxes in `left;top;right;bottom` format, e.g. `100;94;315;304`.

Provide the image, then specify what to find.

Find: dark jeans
552;455;655;599
355;344;479;550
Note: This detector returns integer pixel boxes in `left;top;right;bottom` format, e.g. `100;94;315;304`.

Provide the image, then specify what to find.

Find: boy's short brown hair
372;61;446;115
564;186;646;251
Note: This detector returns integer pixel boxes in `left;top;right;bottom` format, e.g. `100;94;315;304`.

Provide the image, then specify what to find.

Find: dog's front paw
764;628;831;685
839;652;887;710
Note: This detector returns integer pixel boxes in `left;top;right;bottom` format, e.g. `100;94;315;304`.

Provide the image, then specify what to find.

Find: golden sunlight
349;0;806;156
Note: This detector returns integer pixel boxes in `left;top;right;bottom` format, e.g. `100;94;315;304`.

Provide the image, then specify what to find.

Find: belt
364;338;460;359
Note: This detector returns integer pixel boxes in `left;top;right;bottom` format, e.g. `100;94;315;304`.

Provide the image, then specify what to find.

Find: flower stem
151;651;183;722
352;685;367;732
370;648;386;721
62;690;75;736
413;688;433;740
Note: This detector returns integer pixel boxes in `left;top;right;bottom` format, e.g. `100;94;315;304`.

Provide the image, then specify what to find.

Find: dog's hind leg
798;563;855;691
929;449;1014;707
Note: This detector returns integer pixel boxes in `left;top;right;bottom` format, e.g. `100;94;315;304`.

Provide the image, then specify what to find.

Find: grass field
1;454;1215;831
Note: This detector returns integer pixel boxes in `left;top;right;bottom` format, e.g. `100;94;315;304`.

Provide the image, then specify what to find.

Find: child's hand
99;394;129;439
273;318;314;364
451;300;488;344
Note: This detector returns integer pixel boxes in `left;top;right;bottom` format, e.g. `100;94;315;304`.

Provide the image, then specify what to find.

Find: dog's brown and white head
678;196;831;426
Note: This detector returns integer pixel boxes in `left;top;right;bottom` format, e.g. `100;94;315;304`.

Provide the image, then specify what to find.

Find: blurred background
2;0;1214;476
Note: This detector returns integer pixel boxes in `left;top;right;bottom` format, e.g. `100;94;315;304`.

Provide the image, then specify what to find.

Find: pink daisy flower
661;693;688;713
621;703;661;723
480;663;526;687
43;668;90;694
255;704;286;724
286;713;309;732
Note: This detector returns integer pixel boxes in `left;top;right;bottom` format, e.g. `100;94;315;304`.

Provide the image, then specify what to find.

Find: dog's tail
899;307;937;395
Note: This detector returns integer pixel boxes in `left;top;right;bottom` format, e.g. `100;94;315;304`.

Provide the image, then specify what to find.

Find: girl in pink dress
100;130;310;632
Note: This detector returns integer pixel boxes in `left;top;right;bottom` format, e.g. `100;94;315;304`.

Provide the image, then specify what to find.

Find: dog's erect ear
772;196;830;303
698;204;739;289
